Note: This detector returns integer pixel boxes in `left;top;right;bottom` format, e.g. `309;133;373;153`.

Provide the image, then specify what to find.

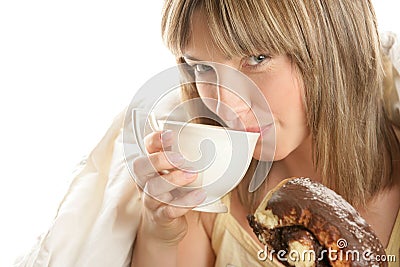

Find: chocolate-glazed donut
247;177;388;267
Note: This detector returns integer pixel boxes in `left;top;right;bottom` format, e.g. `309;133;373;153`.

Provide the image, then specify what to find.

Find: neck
268;134;320;186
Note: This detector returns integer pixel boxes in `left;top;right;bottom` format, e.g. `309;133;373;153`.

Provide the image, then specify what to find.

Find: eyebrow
183;54;202;61
183;54;233;62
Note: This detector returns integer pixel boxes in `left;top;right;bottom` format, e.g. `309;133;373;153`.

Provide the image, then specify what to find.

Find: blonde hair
161;0;400;209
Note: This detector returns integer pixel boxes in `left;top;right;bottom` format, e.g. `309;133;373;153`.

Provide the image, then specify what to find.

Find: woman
132;0;400;266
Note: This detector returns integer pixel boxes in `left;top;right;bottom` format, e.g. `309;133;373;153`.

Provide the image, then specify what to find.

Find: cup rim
160;120;260;137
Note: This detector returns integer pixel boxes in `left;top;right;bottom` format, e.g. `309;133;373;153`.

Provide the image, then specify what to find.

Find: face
183;11;309;161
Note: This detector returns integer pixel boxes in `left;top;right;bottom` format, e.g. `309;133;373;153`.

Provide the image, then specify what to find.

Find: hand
133;130;207;245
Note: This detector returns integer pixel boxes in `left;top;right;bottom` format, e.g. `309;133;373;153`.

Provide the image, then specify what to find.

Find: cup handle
132;108;148;155
133;109;227;213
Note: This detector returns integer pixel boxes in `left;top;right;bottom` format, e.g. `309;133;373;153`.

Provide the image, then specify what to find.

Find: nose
215;65;253;121
216;86;251;121
195;62;253;122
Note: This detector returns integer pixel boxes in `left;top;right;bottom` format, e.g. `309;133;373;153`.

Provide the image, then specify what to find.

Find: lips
245;124;273;135
245;126;262;133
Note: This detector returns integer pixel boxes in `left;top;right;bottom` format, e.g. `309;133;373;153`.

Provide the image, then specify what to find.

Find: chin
252;143;291;162
252;145;277;161
271;150;291;161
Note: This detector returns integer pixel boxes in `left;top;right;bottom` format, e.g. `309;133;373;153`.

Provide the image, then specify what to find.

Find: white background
0;1;398;266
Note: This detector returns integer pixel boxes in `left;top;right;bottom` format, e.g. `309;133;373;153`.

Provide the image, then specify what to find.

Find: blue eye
193;64;213;73
246;55;269;66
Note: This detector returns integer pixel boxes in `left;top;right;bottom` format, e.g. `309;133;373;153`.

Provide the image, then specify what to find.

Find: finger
143;170;197;197
133;151;185;177
170;188;207;208
155;189;207;222
144;130;173;154
143;191;174;211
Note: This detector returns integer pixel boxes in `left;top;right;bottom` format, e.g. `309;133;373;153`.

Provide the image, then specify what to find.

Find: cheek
251;68;305;123
251;71;308;160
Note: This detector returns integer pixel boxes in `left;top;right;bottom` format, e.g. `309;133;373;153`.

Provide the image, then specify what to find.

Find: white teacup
160;120;259;212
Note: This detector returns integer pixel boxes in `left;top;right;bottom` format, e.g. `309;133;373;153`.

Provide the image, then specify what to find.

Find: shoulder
198;211;218;239
177;211;217;266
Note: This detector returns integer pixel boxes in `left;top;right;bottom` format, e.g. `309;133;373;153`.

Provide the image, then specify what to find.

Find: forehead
184;11;229;62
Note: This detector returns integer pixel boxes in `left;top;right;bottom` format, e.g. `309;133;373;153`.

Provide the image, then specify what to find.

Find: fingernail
194;190;207;202
184;171;196;180
161;130;173;145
